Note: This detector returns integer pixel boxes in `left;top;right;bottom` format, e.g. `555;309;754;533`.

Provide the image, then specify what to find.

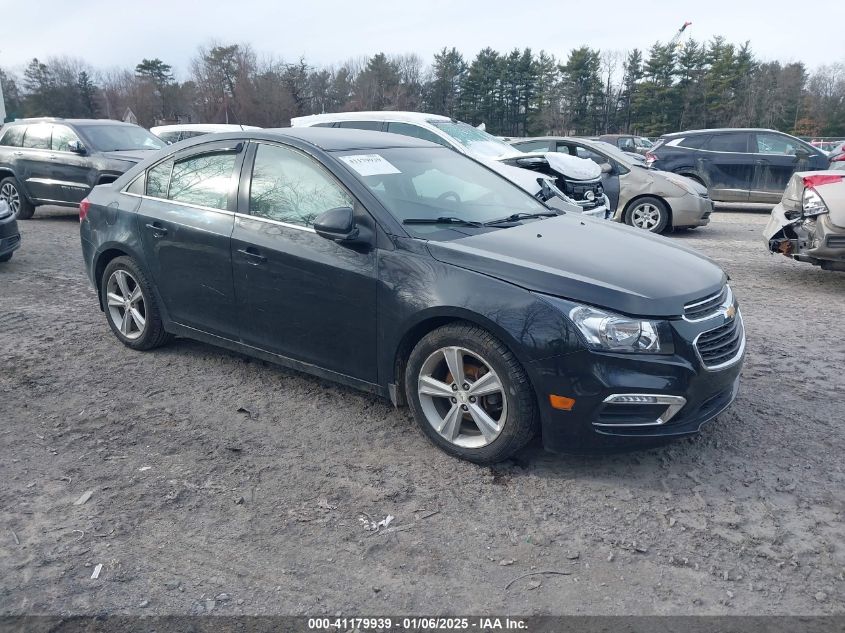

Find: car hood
425;213;725;317
100;149;159;163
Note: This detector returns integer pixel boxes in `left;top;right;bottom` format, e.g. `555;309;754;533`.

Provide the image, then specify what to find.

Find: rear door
230;141;379;382
49;124;93;203
752;132;817;202
18;123;55;201
135;140;245;337
701;132;753;202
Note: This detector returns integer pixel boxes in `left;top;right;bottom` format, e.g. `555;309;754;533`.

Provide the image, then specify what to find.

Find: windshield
335;147;551;238
428;120;516;159
589;140;635;165
80;125;164;152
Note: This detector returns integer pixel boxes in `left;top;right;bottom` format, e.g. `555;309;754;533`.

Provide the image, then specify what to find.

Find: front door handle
145;222;168;237
13;151;23;156
237;248;267;264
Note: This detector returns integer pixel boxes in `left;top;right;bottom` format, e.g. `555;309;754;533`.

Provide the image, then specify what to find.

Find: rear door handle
145;222;168;236
237;248;267;264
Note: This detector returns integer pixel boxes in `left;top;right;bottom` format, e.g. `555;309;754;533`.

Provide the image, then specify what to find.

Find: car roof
181;127;442;151
7;118;137;127
662;128;781;138
151;123;262;133
292;111;453;126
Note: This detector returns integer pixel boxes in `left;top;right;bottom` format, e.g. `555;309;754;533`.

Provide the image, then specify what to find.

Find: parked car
595;134;654;156
80;128;745;463
509;136;712;232
0;118;165;219
0;199;21;262
828;142;845;170
291;111;607;217
151;123;261;144
763;171;845;272
646;128;829;204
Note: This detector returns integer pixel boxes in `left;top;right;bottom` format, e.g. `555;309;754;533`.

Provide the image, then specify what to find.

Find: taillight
645;151;657;163
803;174;843;188
831;153;845;162
79;198;90;222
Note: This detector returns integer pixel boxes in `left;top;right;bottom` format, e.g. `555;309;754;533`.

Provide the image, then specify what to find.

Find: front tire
404;323;538;464
0;252;12;262
0;177;35;220
101;256;170;351
626;196;670;233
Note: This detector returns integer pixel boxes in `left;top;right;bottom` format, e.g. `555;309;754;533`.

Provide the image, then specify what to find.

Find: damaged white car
291;112;608;217
764;171;845;272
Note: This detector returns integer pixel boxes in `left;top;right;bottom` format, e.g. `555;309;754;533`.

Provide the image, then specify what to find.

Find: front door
231;141;379;383
135;141;244;337
49;124;93;204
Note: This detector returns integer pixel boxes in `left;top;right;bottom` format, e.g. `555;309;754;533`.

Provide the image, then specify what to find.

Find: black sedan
79;128;745;463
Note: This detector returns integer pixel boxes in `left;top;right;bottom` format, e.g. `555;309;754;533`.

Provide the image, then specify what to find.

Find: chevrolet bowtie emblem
725;305;736;320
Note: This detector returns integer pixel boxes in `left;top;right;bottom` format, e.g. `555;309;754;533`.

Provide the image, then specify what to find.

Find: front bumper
0;214;21;258
669;192;713;228
528;310;744;451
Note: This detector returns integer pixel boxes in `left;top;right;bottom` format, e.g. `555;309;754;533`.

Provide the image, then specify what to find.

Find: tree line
1;38;843;138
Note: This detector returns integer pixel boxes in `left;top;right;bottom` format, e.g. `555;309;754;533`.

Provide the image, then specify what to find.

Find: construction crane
668;21;692;50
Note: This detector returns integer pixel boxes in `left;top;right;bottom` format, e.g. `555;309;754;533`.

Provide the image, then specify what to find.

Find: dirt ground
1;206;843;616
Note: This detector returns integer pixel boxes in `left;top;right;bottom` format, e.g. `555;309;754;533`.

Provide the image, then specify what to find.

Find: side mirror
794;148;811;159
314;206;359;242
67;140;87;155
600;162;613;174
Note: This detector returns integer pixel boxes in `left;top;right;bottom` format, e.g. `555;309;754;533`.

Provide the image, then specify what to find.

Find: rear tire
404;323;538;464
101;256;170;351
0;177;35;220
626;196;670;233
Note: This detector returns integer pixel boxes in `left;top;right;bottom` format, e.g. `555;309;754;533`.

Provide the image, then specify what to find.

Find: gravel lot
1;206;843;616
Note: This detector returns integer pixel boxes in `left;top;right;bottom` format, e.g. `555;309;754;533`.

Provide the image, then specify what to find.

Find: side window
618;137;636;151
677;135;709;149
180;131;207;140
706;133;750;153
52;125;81;152
573;146;606;164
312;122;336;128
146;160;173;198
249;143;353;227
125;174;145;195
157;131;181;144
511;140;551;152
0;126;25;147
337;121;383;131
755;133;801;155
386;122;450;147
168;152;238;210
22;124;52;150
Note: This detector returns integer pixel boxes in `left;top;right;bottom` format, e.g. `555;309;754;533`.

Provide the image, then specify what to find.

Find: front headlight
803;187;829;217
569;304;662;353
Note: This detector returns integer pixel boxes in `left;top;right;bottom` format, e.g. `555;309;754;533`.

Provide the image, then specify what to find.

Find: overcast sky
0;0;840;76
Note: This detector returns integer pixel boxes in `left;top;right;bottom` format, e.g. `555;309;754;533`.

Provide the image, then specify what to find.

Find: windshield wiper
403;216;484;228
482;211;559;226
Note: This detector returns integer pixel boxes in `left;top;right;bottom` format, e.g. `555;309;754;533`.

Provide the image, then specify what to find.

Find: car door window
146;160;173;198
706;133;750;153
167;152;238;210
52;125;81;152
22;124;52;150
618;137;636;151
386;122;450;147
249;143;353;228
513;140;551;152
755;133;801;155
0;126;25;147
337;121;383;131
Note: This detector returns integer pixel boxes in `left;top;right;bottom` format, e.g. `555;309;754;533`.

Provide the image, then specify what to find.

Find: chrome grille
684;286;729;321
695;313;744;369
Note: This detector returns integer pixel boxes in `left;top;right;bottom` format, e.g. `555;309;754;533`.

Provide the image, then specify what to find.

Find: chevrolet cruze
80;128;745;463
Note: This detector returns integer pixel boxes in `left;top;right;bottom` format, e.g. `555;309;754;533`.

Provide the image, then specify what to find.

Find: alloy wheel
0;183;20;216
417;346;507;449
630;203;662;230
106;269;147;340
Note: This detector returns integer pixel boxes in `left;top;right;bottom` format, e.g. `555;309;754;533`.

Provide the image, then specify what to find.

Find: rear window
337;121;383;131
0;126;25;147
22;124;52;150
706;133;750;153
